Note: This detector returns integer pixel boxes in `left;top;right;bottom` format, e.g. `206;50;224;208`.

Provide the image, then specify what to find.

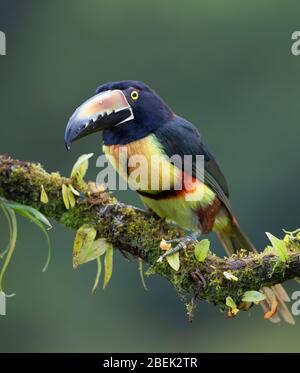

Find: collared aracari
64;80;293;324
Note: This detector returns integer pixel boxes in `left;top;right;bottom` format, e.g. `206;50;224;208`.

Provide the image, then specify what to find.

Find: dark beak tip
64;136;71;151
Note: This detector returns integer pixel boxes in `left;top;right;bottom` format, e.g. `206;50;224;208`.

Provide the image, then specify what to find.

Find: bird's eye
130;90;139;100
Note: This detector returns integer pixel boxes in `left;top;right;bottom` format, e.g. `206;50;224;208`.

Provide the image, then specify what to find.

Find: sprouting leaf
266;232;289;263
223;271;238;281
22;212;51;272
0;203;13;258
0;198;52;287
263;245;275;254
294;277;300;284
226;296;237;309
9;208;52;272
283;228;300;236
72;225;109;292
92;257;102;294
103;243;114;289
1;200;52;271
0;209;17;292
40;185;49;204
194;239;210;262
73;225;98;268
92;239;109;257
242;290;266;304
67;187;76;208
166;252;180;271
62;184;70;210
138;257;148;291
62;185;77;210
71;153;94;180
68;184;80;196
226;296;239;316
4;201;52;229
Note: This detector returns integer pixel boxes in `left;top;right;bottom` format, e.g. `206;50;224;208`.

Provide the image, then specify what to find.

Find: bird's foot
99;203;118;216
130;206;162;220
157;233;200;262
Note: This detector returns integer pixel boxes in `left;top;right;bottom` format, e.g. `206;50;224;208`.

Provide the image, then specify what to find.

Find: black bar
0;353;296;369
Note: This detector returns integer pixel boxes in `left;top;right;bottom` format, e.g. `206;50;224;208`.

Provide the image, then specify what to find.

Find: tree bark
0;154;299;315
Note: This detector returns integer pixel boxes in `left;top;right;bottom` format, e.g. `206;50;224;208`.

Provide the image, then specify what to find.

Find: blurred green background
0;0;300;352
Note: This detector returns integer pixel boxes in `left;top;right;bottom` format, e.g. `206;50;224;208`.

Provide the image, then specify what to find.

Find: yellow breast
103;134;182;192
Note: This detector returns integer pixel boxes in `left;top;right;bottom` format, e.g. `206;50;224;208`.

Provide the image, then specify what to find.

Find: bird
64;80;294;324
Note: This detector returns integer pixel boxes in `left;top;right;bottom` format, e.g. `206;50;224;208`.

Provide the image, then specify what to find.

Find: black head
64;80;173;147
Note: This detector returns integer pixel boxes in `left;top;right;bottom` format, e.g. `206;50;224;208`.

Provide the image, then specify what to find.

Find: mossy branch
0;154;299;315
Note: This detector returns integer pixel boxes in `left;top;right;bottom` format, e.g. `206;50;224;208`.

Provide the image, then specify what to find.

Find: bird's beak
64;89;133;149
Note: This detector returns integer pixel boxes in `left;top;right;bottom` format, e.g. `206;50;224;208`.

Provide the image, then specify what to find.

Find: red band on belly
197;197;221;234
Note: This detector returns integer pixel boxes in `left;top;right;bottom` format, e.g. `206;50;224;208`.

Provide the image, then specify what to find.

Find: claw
100;204;116;215
157;235;197;262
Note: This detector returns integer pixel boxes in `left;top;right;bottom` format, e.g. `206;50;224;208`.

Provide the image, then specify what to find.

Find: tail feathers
261;286;295;325
217;222;256;256
260;297;280;324
217;222;294;324
271;285;295;324
272;283;290;302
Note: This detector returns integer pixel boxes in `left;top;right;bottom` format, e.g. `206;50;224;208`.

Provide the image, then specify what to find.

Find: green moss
1;155;300;315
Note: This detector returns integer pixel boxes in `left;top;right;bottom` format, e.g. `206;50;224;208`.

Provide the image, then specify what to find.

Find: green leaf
103;244;114;289
40;185;49;204
73;227;108;268
72;226;109;292
226;296;239;316
226;296;237;309
62;184;70;210
166;252;180;271
138;257;148;291
294;277;300;284
263;245;275;254
92;239;109;257
4;201;52;229
92;257;102;294
0;209;17;292
73;225;98;268
194;239;210;262
0;203;13;258
71;153;94;180
266;232;289;263
242;290;266;304
8;207;52;272
68;184;80;196
67;187;76;208
62;185;77;210
36;220;51;273
0;199;52;283
283;228;300;236
223;271;238;281
18;210;51;272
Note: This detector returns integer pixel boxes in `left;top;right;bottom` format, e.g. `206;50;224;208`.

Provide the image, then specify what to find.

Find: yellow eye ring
131;90;139;100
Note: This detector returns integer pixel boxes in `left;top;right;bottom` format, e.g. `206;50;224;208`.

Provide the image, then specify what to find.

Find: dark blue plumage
97;81;173;145
98;80;230;208
154;116;231;210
